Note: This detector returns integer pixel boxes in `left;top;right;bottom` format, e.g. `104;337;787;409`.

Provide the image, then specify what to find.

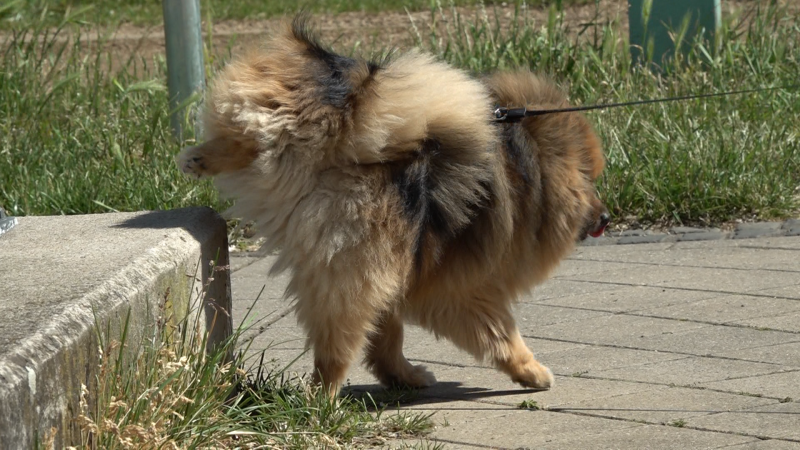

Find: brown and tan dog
178;16;608;396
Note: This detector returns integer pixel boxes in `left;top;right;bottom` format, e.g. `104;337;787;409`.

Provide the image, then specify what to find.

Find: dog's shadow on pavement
345;382;545;409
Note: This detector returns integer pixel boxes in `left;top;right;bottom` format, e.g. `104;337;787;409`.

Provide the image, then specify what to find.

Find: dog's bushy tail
216;17;513;272
287;18;514;270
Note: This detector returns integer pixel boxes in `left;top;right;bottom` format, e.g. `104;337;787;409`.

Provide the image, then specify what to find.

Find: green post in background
163;0;206;142
628;0;721;68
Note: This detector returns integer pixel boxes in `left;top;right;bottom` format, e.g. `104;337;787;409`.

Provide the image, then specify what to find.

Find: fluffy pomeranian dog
178;16;609;396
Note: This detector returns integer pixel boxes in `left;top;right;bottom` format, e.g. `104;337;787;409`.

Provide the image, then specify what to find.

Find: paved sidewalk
231;236;800;449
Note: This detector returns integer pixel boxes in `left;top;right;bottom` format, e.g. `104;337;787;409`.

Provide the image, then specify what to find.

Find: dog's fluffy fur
178;17;608;395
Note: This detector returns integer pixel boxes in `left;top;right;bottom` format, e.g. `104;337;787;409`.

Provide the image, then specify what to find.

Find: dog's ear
289;15;381;110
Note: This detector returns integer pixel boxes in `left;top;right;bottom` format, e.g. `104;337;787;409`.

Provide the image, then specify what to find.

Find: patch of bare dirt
84;1;625;70
62;0;792;71
16;1;795;73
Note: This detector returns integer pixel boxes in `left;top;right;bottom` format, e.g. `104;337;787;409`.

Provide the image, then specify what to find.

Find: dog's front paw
511;361;554;390
177;146;209;179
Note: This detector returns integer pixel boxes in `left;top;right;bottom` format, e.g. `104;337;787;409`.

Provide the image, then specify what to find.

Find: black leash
493;84;799;122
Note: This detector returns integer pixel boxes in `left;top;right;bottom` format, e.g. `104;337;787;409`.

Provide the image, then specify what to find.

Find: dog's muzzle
588;212;611;238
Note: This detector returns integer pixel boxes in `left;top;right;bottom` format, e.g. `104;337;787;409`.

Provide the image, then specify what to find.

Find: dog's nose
599;212;610;228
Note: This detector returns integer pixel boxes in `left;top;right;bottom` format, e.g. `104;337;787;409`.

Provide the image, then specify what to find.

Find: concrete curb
580;219;800;246
0;208;231;448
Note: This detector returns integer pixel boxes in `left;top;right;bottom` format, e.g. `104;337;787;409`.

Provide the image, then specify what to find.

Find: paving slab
429;408;642;449
246;324;307;352
553;385;774;423
573;239;800;272
528;314;708;348
546;259;631;279
537;345;685;377
229;252;268;272
714;342;800;367
230;235;800;448
513;303;610;328
676;236;800;250
639;294;800;325
653;268;798;294
747;284;800;301
736;237;800;250
567;265;798;294
558;264;684;286
688;401;800;441
231;257;292;326
545;422;754;449
589;356;782;386
0;208;231;448
537;285;714;313
732;314;800;333
631;325;798;358
725;439;800;449
386;364;655;409
698;370;800;400
528;278;623;301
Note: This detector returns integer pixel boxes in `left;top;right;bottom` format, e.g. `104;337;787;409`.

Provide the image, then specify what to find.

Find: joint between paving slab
547;408;800;444
581;219;800;246
410;358;482;370
560;279;800;302
230;254;261;272
672;424;800;445
564;369;800;399
520;334;789;366
238;305;294;344
430;437;514;449
402;399;521;411
565;256;800;275
738;244;800;252
527;302;800;335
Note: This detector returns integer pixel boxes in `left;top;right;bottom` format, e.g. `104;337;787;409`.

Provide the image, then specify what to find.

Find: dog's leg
299;311;372;398
363;309;436;389
177;136;259;178
293;254;406;398
298;303;374;398
425;298;554;390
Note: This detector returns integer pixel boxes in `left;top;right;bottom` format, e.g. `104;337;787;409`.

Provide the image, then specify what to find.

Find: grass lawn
64;278;437;449
2;2;798;225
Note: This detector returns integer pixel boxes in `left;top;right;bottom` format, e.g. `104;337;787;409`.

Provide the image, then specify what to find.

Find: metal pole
628;0;721;68
163;0;206;142
0;208;17;237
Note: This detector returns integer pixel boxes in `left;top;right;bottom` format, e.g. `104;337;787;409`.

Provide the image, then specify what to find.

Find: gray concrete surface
583;218;800;246
0;208;231;448
232;234;800;449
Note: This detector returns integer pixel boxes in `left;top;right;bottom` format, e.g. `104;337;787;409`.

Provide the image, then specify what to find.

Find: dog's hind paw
374;363;437;389
405;364;437;388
